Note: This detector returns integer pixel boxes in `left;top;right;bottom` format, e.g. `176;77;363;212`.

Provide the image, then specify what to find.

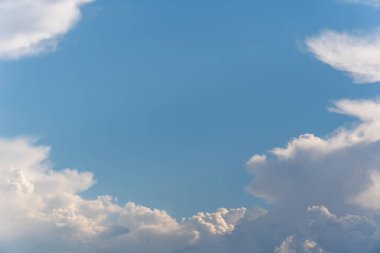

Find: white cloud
187;208;247;235
247;98;380;212
3;1;380;252
0;0;93;59
4;98;380;252
307;0;380;84
306;29;380;84
0;136;251;253
2;102;380;253
239;98;380;253
275;235;297;253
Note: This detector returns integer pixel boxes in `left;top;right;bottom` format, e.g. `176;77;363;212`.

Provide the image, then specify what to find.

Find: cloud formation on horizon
0;137;251;253
0;0;92;59
0;1;253;252
2;98;380;252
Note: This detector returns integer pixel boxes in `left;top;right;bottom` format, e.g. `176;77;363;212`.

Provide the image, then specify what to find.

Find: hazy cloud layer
0;0;92;59
344;0;380;7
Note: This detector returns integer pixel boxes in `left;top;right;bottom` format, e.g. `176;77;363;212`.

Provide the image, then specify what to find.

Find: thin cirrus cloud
344;0;380;7
0;0;92;60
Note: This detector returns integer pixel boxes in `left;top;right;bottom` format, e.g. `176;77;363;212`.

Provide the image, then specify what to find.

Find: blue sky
1;0;380;218
3;1;380;252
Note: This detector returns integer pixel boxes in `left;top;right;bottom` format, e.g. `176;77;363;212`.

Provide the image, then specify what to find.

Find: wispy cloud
0;0;92;60
306;0;380;84
344;0;380;7
306;29;380;84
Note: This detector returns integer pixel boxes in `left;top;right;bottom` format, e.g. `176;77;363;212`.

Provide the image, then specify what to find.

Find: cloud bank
0;0;92;59
0;137;251;253
3;98;380;252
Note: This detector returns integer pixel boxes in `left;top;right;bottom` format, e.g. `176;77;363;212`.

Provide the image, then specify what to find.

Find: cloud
237;98;380;253
270;205;373;253
2;98;380;252
306;29;380;84
0;0;93;60
306;0;380;84
3;1;380;252
247;98;380;212
0;136;251;252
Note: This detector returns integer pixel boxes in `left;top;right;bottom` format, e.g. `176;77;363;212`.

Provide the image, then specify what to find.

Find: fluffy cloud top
3;1;380;252
242;98;380;253
3;98;380;253
0;137;250;252
0;0;92;59
247;98;380;211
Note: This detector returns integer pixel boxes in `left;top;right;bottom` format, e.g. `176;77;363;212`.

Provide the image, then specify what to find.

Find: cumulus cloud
3;98;380;253
247;98;380;212
0;0;92;59
270;205;373;253
4;1;380;253
306;29;380;83
238;98;380;253
0;137;250;252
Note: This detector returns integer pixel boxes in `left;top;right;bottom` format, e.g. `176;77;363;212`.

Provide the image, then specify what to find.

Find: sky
2;0;380;252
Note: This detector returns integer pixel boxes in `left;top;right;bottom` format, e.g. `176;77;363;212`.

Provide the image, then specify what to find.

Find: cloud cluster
3;0;380;252
0;137;251;253
240;98;380;253
0;0;92;59
3;98;380;253
248;98;380;211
